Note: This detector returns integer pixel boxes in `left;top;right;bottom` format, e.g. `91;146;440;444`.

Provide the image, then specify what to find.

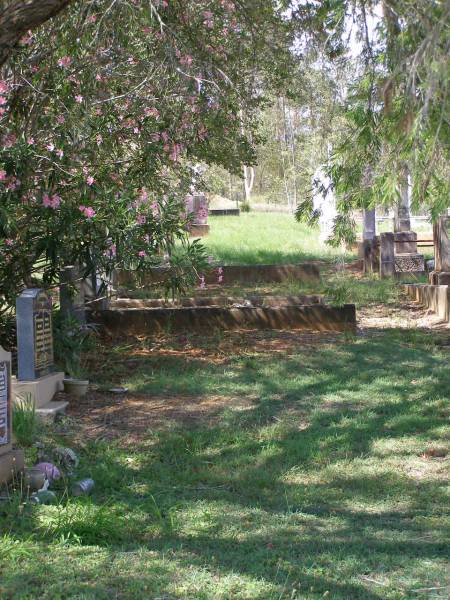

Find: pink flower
56;149;64;158
199;275;206;289
86;175;95;186
46;143;55;152
56;115;65;124
0;170;7;181
217;267;224;275
50;194;61;209
79;205;96;218
138;250;147;258
57;56;72;68
27;137;35;145
96;134;103;146
150;132;160;142
218;275;224;284
5;238;13;246
43;194;61;209
0;97;7;106
137;214;146;225
75;95;83;104
0;81;9;94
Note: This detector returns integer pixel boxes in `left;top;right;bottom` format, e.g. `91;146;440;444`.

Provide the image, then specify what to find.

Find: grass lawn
1;215;448;599
203;213;355;265
1;324;449;599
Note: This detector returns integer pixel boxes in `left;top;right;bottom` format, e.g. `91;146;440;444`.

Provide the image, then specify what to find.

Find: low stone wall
403;284;450;323
210;209;240;216
92;303;356;336
110;294;324;309
114;263;321;289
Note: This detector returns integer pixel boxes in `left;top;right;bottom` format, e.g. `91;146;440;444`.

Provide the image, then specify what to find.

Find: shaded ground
1;277;449;599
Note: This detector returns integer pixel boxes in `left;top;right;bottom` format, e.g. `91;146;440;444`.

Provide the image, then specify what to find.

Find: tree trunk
0;0;73;67
243;165;254;203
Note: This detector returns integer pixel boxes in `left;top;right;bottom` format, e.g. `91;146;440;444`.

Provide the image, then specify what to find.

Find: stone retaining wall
92;303;356;336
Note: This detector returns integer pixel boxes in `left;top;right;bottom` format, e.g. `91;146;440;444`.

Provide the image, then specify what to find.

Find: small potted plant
55;315;92;398
63;359;90;397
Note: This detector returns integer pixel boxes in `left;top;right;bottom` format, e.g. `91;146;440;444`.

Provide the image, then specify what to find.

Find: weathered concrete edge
403;284;450;323
110;294;325;309
115;262;321;287
92;304;356;335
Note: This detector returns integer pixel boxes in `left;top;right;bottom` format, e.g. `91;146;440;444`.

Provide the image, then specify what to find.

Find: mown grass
204;213;355;265
1;328;449;599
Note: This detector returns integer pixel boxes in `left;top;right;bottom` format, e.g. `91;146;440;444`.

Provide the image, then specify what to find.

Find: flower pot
63;378;89;397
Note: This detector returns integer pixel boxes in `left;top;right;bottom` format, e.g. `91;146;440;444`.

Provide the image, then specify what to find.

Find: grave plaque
0;349;11;449
0;345;24;484
16;288;54;381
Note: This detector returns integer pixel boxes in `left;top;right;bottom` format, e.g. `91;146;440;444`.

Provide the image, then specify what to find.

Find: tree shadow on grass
2;331;449;599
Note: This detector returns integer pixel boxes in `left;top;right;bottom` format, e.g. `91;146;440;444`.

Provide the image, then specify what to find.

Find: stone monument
361;209;378;273
12;289;66;418
0;345;24;485
186;193;210;237
430;209;450;285
392;187;425;275
60;265;86;323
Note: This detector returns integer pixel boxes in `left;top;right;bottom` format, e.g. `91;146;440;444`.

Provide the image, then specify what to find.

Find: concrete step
36;400;69;422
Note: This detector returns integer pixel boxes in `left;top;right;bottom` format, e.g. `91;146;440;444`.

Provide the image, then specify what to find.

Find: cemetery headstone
16;288;54;381
185;193;210;237
12;289;66;417
60;266;86;322
380;232;395;278
431;210;450;284
392;191;425;275
0;345;24;485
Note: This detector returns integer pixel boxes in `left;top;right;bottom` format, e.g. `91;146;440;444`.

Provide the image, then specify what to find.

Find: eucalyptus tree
294;0;449;241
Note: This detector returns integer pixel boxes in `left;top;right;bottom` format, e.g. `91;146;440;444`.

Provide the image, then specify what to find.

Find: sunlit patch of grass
203;213;355;265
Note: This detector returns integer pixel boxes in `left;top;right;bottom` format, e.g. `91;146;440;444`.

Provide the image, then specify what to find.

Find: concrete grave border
92;302;356;336
114;262;321;289
403;284;450;324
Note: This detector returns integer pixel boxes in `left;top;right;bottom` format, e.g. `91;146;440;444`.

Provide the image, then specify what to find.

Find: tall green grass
204;213;355;265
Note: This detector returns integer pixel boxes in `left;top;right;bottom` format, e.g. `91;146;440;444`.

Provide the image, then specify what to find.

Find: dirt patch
64;391;258;444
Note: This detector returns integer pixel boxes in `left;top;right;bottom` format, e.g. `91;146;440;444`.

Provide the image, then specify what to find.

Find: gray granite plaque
16;289;54;381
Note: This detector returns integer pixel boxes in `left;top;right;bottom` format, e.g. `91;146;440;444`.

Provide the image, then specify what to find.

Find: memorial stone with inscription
0;345;24;484
16;288;54;381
